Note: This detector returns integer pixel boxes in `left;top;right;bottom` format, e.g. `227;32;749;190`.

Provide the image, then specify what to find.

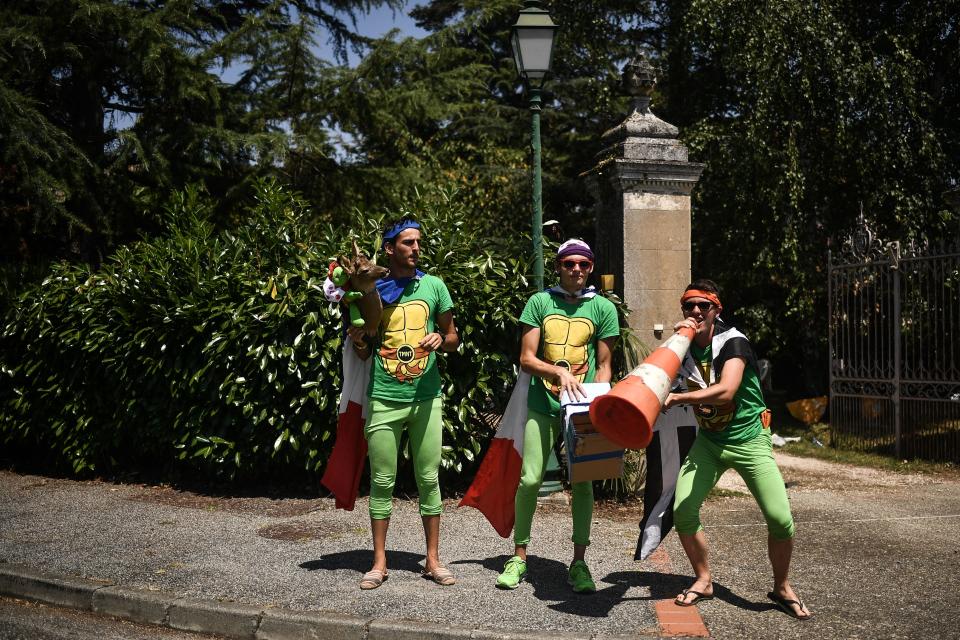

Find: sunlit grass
773;422;959;477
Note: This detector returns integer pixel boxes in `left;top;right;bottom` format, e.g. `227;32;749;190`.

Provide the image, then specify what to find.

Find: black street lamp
511;0;558;290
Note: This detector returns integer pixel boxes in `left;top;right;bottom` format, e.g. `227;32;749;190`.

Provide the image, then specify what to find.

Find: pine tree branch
105;102;145;114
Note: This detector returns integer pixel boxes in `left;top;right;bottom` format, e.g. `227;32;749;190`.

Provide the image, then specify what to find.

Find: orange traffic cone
589;326;696;449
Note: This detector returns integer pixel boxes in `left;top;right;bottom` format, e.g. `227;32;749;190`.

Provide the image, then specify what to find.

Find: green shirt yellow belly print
368;274;454;403
684;335;766;445
519;291;619;417
687;344;737;432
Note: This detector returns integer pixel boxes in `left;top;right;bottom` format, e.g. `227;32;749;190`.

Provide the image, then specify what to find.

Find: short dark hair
685;279;720;295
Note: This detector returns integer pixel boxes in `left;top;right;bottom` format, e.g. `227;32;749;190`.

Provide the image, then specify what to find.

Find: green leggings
674;429;795;540
365;397;443;520
514;409;593;547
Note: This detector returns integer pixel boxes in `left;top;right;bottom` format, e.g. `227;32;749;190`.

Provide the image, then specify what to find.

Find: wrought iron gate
828;217;960;462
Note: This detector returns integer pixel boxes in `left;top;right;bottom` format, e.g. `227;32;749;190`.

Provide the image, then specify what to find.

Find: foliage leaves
4;0;958;415
0;179;537;483
0;0;403;266
669;0;959;392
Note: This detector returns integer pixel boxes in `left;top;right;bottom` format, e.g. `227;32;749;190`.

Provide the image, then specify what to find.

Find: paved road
0;596;221;640
1;454;958;639
695;455;960;639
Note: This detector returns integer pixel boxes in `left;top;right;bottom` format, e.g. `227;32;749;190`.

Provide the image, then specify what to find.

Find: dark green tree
665;0;959;393
405;0;959;397
0;0;402;279
405;0;652;240
3;0;957;403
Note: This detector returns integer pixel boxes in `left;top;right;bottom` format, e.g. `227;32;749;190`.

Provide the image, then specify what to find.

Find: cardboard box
570;412;595;432
564;411;625;483
568;453;624;484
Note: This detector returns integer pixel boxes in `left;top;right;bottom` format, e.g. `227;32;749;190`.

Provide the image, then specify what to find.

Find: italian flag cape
460;373;698;549
459;285;597;536
319;335;371;511
458;372;531;537
459;291;700;553
319;271;426;511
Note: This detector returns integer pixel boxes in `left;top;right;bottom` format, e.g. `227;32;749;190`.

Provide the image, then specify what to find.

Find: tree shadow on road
300;549;426;575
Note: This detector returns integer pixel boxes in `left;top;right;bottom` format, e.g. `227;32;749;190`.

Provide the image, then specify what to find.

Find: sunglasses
561;260;593;270
682;301;714;313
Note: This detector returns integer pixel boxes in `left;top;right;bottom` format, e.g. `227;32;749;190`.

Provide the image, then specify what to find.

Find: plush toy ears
336;255;353;274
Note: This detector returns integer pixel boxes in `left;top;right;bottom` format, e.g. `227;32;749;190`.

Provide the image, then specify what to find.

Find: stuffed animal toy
326;261;366;327
323;238;388;329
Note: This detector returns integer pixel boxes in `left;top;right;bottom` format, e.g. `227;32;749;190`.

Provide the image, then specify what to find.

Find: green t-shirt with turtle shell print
368;274;454;403
519;291;620;417
687;341;766;445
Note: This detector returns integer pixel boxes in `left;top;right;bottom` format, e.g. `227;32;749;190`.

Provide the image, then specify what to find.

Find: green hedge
0;181;533;483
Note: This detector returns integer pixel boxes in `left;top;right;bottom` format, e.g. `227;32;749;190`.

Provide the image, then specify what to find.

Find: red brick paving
648;546;711;638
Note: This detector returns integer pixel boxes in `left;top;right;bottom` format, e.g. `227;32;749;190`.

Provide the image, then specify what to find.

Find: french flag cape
319;271;425;511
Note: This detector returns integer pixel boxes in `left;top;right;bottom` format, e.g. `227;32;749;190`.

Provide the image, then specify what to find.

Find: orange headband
681;289;722;312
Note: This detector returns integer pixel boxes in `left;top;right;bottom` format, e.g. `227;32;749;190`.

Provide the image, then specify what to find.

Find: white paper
561;383;611;428
559;382;611;408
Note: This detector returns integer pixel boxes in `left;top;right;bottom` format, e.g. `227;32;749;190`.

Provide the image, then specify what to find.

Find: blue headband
382;220;421;247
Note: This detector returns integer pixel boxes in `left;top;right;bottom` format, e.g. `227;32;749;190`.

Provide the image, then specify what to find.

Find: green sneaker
568;560;596;593
496;556;527;589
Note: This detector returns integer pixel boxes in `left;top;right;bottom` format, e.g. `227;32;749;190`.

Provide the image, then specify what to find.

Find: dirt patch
19;479;54;490
530;495;646;523
592;498;647;523
256;520;353;541
717;451;950;493
129;486;332;517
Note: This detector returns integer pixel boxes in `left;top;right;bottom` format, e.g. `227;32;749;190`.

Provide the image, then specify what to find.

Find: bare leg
422;514;441;573
768;535;811;618
369;517;389;573
676;531;714;603
422;514;456;585
514;544;527;561
573;543;587;563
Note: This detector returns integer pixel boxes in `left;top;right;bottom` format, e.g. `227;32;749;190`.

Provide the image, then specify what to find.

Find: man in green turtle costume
347;217;459;590
495;239;620;593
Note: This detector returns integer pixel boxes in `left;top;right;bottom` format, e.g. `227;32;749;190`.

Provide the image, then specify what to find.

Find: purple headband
556;239;594;261
382;219;421;248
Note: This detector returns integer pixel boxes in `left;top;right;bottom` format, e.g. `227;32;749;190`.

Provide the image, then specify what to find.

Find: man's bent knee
768;518;795;540
673;505;702;536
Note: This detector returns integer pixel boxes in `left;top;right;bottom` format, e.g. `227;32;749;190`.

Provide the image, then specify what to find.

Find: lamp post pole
512;0;559;497
511;0;556;292
529;87;544;290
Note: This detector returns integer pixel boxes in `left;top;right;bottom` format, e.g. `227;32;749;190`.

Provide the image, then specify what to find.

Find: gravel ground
700;452;960;640
0;471;660;638
1;452;959;640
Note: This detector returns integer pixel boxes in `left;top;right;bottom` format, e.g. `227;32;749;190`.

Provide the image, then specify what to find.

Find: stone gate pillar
584;51;704;350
